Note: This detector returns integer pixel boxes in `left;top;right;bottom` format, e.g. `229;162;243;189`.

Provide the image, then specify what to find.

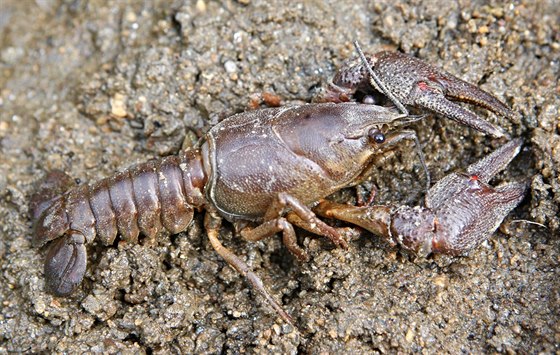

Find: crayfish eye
368;128;385;144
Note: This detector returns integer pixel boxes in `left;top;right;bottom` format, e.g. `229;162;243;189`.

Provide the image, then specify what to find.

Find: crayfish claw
314;139;528;256
319;49;515;138
426;138;524;209
423;178;528;256
437;73;515;122
372;50;513;138
465;138;524;182
409;83;508;138
406;138;528;255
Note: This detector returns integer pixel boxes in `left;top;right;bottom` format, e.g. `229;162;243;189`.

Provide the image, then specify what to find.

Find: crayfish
31;43;525;325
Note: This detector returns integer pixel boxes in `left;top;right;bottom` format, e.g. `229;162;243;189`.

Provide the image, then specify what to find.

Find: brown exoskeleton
31;43;523;325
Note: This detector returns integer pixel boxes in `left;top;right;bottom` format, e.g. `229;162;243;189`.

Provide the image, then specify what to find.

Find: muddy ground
1;0;558;353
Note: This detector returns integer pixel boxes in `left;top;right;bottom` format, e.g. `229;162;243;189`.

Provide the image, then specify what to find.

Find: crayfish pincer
315;138;528;257
31;44;520;325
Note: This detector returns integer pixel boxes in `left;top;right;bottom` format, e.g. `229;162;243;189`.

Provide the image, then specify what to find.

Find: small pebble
224;60;237;73
110;93;128;118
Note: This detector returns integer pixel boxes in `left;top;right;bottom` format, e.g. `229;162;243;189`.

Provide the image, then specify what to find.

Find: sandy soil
1;0;558;353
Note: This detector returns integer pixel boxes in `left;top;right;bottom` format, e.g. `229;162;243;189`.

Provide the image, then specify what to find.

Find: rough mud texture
1;0;558;353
